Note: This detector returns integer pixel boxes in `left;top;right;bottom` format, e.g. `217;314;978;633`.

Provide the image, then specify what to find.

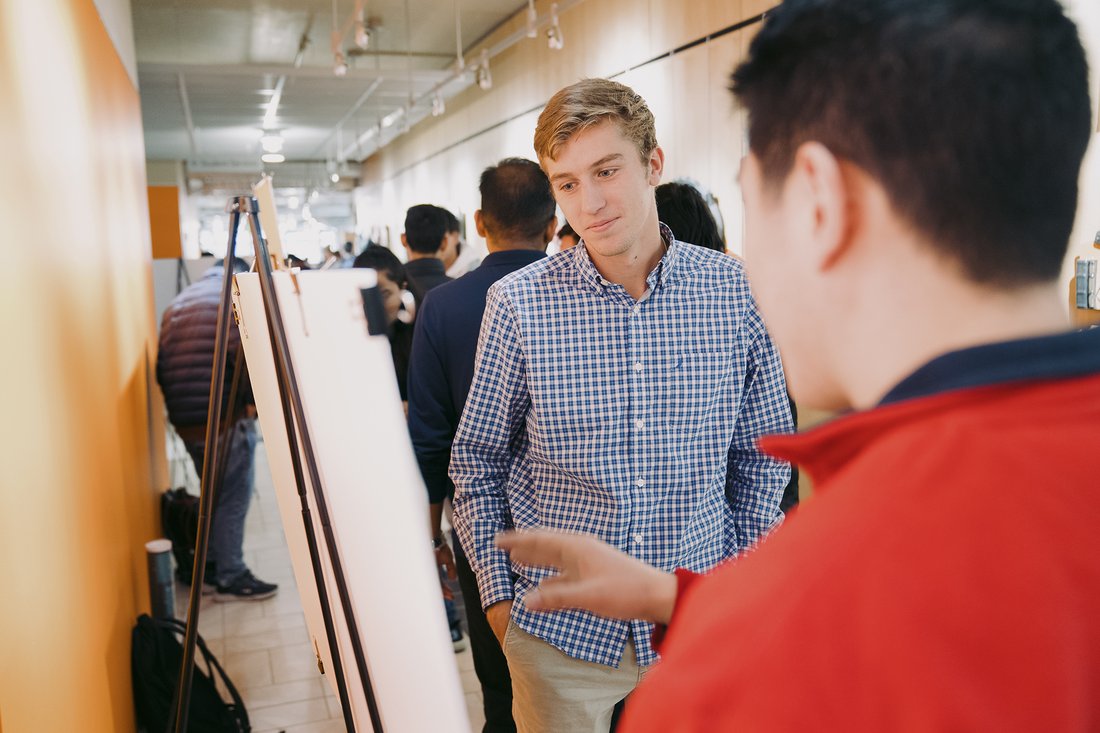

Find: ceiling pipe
177;71;197;158
338;0;591;161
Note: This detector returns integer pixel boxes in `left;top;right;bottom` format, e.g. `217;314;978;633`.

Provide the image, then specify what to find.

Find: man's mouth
587;217;618;234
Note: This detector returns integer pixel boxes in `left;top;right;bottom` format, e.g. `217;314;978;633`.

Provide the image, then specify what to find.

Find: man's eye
560;182;576;192
598;168;616;178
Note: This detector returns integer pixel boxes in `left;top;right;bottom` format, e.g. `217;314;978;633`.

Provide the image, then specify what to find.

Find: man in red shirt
497;0;1100;729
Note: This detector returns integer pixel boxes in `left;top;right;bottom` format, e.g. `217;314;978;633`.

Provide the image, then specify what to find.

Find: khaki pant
503;620;647;733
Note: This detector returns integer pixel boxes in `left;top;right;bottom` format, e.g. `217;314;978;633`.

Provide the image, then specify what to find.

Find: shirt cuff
476;555;516;610
650;568;701;652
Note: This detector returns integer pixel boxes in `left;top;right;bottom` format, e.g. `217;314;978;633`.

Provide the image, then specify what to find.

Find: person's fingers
495;530;573;568
526;575;608;613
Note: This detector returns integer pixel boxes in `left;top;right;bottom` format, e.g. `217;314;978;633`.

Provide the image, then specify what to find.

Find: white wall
92;0;137;87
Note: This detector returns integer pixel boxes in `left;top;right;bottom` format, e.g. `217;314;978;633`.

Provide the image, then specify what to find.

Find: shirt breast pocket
661;350;734;439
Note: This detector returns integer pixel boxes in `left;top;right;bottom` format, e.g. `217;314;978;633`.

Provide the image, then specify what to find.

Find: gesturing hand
496;530;678;624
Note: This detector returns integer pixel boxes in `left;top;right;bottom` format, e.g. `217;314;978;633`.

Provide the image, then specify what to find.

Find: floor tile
240;677;327;710
248;697;331;731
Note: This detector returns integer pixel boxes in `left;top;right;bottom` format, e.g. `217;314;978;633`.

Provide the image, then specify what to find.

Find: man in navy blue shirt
407;157;557;732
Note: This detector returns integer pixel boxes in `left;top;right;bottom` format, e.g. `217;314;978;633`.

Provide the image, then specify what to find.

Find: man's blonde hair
534;79;658;164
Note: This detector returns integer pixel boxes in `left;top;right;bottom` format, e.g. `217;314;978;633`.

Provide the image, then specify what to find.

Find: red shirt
621;352;1100;731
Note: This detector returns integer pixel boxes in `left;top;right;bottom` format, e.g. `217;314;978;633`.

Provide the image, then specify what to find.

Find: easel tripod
169;193;384;733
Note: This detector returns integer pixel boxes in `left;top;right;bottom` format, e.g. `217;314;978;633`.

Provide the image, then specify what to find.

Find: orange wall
148;185;184;259
0;0;165;731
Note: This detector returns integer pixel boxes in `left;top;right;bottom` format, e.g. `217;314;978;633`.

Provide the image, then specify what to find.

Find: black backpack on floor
161;488;201;582
131;614;250;733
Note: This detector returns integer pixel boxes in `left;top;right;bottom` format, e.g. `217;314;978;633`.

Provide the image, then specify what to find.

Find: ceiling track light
354;21;370;49
476;48;492;90
261;153;286;164
547;3;564;50
525;0;537;38
260;131;284;153
333;50;349;76
432;92;446;117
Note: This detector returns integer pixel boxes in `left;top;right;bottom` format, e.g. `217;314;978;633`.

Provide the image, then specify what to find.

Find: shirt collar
761;327;1100;488
572;222;679;294
880;327;1100;405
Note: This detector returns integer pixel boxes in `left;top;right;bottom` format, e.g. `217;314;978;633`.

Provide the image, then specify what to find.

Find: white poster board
233;269;469;733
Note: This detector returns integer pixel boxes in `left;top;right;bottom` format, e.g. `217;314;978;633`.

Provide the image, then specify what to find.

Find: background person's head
475;158;557;252
656;181;726;253
534;79;664;261
402;204;450;259
439;207;462;269
353;244;407;325
557;222;579;250
730;0;1092;410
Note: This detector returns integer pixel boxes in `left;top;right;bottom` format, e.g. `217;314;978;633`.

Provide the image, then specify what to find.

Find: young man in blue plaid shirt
451;78;793;733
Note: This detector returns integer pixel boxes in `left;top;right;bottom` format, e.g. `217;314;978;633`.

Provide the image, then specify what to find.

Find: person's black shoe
176;561;218;596
214;570;278;602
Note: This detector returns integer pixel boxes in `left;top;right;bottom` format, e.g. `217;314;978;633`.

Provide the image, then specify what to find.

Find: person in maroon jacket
497;0;1100;730
157;258;278;601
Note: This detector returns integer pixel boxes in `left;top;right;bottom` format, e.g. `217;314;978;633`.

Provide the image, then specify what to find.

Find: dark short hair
404;204;449;254
656;182;725;253
557;222;577;241
479;158;557;244
352;244;406;287
440;207;460;234
731;0;1091;287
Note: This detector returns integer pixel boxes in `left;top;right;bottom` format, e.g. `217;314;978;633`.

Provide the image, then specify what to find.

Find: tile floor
173;439;485;733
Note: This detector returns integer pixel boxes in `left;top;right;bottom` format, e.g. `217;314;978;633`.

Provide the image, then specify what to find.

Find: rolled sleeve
450;285;530;609
726;318;794;551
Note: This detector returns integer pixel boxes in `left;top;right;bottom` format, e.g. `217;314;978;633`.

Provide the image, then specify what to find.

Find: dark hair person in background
655;181;726;253
352;244;414;403
498;0;1100;730
408;157;557;731
401;204;457;307
556;221;579;250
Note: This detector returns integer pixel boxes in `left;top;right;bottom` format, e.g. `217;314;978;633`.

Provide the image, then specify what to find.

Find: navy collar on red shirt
880;327;1100;405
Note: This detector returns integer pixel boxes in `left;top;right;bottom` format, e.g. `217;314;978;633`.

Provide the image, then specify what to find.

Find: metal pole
171;203;241;733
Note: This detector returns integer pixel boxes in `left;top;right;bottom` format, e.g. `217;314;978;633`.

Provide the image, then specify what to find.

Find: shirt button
633;361;643;372
633;533;643;544
634;418;645;430
635;478;646;488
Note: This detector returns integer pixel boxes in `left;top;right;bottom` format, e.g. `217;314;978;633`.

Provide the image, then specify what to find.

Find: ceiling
134;0;530;187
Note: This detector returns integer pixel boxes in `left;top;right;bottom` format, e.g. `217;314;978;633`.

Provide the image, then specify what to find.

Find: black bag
161;488;200;583
131;614;250;733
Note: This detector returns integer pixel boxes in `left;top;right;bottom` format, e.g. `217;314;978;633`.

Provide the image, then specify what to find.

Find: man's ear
474;210;487;238
790;142;851;271
646;146;665;187
400;233;409;251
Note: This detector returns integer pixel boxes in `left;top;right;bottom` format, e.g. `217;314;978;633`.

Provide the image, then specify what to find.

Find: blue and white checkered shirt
451;226;793;667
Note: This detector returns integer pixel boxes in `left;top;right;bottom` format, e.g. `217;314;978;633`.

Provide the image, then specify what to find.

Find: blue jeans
185;418;258;586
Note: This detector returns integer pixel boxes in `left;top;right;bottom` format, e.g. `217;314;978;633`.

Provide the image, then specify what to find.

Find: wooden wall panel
147;185;183;259
358;1;767;261
0;0;162;730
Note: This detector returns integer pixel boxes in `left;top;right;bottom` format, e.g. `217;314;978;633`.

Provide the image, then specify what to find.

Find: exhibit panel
234;269;470;733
